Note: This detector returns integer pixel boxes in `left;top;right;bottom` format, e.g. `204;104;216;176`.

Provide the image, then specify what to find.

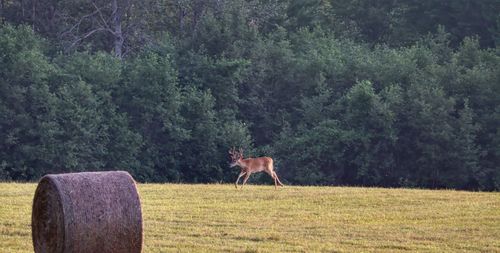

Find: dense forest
0;0;499;190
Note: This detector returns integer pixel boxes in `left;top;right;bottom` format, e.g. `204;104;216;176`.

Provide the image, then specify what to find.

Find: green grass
1;183;499;252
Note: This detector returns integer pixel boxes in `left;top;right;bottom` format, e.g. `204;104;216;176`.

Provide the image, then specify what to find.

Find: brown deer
229;147;284;189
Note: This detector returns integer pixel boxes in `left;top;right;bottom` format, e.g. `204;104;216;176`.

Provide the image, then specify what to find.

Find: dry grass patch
0;183;499;252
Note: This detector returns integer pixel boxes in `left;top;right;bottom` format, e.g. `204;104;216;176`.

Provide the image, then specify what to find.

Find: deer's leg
265;170;278;189
241;172;251;189
272;172;278;189
235;171;246;189
273;175;278;190
273;171;284;187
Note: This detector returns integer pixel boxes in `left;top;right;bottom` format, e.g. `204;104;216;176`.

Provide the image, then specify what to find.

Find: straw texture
32;171;143;253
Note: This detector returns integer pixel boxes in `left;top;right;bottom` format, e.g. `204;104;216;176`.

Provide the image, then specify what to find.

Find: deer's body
236;157;272;174
229;148;284;189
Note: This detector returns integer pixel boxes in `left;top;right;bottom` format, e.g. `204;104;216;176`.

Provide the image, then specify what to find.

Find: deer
228;147;284;189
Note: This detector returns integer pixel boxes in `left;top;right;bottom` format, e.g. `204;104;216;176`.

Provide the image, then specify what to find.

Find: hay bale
32;171;143;253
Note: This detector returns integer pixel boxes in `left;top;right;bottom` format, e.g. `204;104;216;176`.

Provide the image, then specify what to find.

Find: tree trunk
178;5;185;36
21;0;25;19
112;0;124;59
32;0;36;30
0;0;4;23
192;0;206;34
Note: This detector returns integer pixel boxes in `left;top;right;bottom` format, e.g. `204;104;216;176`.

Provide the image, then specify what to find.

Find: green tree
0;25;55;179
119;49;186;181
54;52;142;176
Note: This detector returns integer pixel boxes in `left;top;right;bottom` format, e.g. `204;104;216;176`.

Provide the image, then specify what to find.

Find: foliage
0;0;499;190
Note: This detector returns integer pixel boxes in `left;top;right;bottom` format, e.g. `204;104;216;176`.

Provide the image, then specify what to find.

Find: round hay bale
32;171;143;253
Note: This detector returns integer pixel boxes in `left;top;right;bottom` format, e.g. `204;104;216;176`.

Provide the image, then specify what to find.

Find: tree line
0;0;499;190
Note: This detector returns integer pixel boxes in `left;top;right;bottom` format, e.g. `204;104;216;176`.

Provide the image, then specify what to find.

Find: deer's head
228;147;243;167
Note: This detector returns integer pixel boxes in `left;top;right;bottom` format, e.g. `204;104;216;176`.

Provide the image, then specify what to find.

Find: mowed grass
0;183;499;252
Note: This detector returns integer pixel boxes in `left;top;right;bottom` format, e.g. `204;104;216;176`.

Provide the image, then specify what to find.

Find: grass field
0;183;499;252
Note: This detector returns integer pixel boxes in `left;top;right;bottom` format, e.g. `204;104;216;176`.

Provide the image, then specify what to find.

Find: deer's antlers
228;147;243;159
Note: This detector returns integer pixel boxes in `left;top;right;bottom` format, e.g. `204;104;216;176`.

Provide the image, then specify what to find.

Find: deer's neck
237;159;249;169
